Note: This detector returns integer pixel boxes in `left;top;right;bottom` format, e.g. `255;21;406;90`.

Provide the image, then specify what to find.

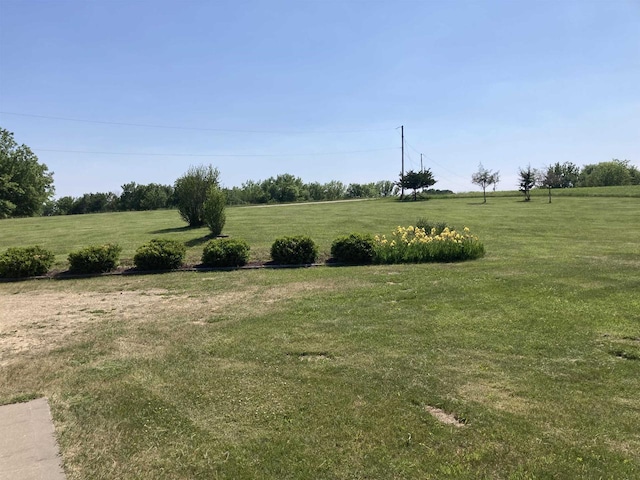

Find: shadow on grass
149;226;195;234
185;234;217;248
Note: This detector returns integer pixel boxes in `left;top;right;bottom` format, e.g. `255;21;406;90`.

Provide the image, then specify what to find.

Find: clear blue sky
1;0;638;198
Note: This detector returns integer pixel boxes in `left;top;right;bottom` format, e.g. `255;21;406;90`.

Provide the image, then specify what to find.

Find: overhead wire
32;146;399;158
0;111;394;135
403;139;470;190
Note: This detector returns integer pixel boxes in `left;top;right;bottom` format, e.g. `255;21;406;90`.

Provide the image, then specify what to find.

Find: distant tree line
223;174;397;205
4;126;640;218
515;159;640;202
534;160;639;189
471;159;640;203
41;175;399;216
43;182;177;216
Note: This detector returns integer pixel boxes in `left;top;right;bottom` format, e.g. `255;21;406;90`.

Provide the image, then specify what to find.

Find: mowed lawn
1;193;639;479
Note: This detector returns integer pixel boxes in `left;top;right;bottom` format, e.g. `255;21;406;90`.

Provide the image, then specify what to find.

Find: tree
376;180;397;197
518;165;538;201
397;169;436;201
0;128;54;218
324;180;346;200
539;168;561;203
544;162;580;188
239;180;269;204
174;164;221;227
471;164;500;203
261;174;305;203
578;159;635;187
306;182;325;201
346;182;377;198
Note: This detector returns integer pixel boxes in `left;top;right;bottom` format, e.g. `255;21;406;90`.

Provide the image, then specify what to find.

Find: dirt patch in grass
0;290;176;366
0;280;340;367
424;405;466;427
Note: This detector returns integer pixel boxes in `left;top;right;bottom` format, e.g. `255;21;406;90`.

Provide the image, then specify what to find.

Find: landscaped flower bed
373;225;484;263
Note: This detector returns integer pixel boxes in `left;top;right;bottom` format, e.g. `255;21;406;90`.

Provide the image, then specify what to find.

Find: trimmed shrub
203;186;226;236
270;236;318;265
0;246;55;278
68;244;122;274
331;233;375;264
201;238;250;267
133;239;186;271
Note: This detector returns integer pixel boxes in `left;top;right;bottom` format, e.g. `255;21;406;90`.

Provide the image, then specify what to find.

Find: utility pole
420;153;423;171
401;125;404;199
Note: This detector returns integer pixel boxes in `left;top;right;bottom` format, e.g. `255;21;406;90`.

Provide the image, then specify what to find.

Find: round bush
0;246;55;278
202;238;250;267
331;233;375;264
134;239;186;271
270;236;318;265
68;244;122;274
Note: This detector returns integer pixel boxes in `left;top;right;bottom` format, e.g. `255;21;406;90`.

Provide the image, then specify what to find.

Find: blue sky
1;0;638;198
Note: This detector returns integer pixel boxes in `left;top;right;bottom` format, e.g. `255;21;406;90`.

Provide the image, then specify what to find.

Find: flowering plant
373;225;484;264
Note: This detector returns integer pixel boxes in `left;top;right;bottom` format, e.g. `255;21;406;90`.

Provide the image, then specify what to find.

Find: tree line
39;176;399;216
517;160;640;202
472;160;640;203
2;126;639;218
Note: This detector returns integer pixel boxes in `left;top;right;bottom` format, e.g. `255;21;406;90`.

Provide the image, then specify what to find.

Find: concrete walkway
0;398;66;480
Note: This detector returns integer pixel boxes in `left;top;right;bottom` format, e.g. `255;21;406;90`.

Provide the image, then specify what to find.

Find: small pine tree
518;165;538;201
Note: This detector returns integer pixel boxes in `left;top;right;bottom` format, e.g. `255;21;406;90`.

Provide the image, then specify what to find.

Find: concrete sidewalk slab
0;398;66;480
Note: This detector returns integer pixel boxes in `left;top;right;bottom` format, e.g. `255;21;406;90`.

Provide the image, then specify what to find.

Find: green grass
1;193;639;478
436;184;640;199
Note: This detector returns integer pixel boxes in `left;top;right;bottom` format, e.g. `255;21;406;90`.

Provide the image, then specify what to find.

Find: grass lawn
1;192;639;478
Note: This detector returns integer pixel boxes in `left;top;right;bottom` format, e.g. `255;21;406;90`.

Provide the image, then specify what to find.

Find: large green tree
174;164;221;227
544;162;580;188
0;128;54;218
578;159;638;187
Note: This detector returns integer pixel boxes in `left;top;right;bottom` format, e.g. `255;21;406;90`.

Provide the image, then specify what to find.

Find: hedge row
0;225;484;279
0;236;310;279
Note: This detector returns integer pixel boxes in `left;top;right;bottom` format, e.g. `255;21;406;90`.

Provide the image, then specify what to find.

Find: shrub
174;165;221;227
67;244;122;274
0;246;55;278
330;233;375;264
203;186;226;236
133;239;186;271
201;238;250;267
374;225;484;264
270;236;318;265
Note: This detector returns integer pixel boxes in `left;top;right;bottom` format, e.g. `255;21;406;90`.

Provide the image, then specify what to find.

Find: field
1;191;639;479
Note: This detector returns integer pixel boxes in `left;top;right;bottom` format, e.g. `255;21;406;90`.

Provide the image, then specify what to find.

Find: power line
32;146;399;158
402;139;471;189
404;139;469;182
0;111;394;135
